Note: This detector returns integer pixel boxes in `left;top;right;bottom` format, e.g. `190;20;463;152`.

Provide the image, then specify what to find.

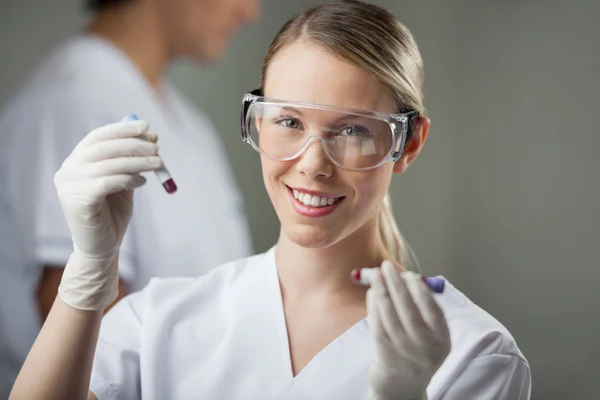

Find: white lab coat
90;248;531;400
0;34;252;396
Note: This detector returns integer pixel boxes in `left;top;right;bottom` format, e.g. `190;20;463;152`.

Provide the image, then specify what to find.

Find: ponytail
378;193;420;272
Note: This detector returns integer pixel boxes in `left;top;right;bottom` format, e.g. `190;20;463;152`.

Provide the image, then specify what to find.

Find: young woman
10;1;531;399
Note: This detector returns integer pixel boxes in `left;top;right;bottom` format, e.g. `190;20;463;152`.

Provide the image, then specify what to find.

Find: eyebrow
275;105;371;125
278;106;304;117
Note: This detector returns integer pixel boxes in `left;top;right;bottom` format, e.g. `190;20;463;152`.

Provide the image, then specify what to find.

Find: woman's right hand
54;119;162;311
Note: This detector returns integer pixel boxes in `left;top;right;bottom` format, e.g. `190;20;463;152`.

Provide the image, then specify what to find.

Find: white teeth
292;189;341;208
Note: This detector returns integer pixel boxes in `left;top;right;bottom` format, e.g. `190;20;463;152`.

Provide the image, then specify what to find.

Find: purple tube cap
423;276;445;293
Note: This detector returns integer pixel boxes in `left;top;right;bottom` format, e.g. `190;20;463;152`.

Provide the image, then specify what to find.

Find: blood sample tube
351;268;445;293
121;114;177;194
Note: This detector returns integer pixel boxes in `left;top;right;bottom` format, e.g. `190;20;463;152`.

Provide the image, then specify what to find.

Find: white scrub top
90;248;531;400
0;33;252;396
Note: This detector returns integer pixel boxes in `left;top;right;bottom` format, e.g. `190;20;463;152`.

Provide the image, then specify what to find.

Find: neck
85;3;169;91
275;217;388;305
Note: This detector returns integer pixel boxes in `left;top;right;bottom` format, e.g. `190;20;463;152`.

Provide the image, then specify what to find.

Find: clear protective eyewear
240;89;420;171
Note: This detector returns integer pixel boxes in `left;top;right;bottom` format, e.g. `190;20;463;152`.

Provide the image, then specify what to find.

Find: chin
203;48;226;63
185;44;225;64
282;223;340;249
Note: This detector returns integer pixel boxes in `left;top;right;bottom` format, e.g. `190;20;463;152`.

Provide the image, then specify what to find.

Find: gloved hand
366;261;451;400
55;120;162;311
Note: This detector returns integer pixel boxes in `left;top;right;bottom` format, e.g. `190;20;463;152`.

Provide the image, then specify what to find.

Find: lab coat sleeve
435;354;531;400
30;91;136;283
89;287;146;400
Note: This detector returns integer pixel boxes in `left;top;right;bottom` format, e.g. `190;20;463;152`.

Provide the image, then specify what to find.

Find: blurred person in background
0;0;260;395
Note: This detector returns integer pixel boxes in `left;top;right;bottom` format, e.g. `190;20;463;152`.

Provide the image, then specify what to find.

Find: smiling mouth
287;186;345;208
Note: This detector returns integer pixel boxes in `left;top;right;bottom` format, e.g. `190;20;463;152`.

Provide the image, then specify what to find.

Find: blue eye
340;125;371;137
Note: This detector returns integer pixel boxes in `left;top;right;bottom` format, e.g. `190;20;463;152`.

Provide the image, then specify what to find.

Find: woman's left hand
366;261;451;400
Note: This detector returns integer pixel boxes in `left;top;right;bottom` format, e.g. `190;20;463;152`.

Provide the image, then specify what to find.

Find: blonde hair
261;0;425;271
378;193;420;272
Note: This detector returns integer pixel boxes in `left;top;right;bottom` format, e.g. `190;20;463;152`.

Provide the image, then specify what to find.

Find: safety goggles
240;89;419;171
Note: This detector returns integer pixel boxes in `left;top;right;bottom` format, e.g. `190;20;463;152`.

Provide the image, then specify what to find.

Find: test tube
351;268;445;294
121;114;178;194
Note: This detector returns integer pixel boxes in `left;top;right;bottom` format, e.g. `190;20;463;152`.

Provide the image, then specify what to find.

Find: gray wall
1;0;598;398
450;2;600;398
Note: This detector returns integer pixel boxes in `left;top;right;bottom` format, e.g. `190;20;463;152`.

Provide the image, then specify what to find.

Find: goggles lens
246;102;395;169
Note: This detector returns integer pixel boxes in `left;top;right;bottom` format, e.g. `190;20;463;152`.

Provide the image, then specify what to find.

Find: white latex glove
366;261;451;400
55;120;162;311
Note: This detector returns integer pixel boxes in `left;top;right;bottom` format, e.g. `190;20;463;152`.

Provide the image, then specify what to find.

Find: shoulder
100;251;271;340
435;278;527;362
164;83;221;141
129;251;271;311
0;82;114;155
427;278;531;398
0;36;124;139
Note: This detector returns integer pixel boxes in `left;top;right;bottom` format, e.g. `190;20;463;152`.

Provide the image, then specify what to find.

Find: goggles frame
240;89;420;171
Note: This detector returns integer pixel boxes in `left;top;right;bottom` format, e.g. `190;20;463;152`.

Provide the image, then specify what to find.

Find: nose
295;137;334;179
239;0;261;23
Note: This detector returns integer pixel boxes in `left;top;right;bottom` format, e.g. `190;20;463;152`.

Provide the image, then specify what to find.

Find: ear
393;116;430;174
